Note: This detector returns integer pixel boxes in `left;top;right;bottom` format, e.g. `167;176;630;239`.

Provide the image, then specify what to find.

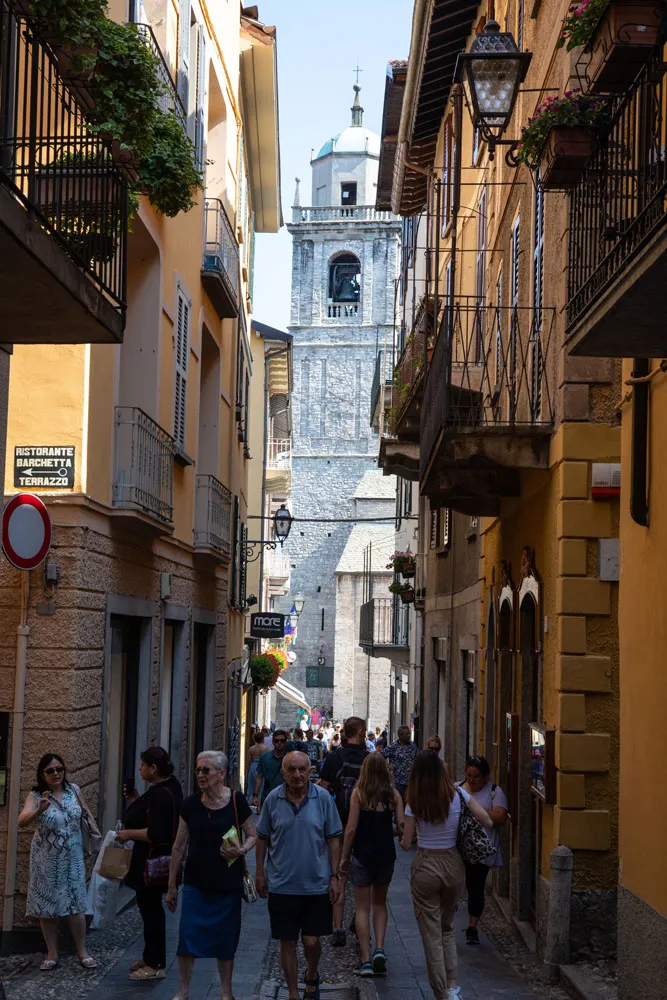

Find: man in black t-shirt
319;716;369;946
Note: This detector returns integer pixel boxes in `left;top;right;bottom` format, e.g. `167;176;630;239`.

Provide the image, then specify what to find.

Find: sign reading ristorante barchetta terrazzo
14;445;75;489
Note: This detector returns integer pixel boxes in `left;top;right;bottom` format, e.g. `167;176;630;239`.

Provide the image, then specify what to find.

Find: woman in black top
339;753;404;978
117;746;183;981
167;750;256;1000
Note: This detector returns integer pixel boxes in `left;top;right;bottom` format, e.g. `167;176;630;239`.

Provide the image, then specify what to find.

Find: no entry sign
2;493;52;570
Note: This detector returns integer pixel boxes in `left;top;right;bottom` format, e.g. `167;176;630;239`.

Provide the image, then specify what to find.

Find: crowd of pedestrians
18;716;508;1000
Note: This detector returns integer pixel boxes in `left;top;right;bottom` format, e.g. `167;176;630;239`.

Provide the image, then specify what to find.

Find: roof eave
240;24;283;233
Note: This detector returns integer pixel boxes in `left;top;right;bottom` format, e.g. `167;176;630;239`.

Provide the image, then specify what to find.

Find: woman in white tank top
401;752;493;1000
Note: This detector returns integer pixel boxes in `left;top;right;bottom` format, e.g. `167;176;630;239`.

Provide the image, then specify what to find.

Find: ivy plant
140;110;203;217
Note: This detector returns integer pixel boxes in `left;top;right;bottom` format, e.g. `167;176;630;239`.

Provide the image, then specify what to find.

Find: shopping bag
86;871;120;930
94;829;133;881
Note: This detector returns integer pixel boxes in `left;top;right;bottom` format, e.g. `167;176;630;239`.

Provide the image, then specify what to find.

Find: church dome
315;125;381;160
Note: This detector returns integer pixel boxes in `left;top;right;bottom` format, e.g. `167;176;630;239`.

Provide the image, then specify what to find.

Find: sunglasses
44;766;64;775
273;738;287;744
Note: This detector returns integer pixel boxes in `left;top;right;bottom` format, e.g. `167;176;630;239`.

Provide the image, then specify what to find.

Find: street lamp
294;595;305;615
455;20;532;161
273;504;293;544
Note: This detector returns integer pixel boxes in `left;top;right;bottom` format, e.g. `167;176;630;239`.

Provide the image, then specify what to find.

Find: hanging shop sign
250;612;285;639
14;446;75;489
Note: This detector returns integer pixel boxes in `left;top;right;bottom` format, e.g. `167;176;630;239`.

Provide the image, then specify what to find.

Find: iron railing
371;350;393;420
0;0;128;314
203;198;239;306
420;299;556;482
292;205;397;223
360;597;410;651
113;407;175;522
567;53;667;329
267;438;292;470
391;298;436;426
135;23;186;131
194;474;232;556
264;547;291;581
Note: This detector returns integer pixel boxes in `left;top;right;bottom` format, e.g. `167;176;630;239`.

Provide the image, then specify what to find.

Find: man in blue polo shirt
256;751;343;1000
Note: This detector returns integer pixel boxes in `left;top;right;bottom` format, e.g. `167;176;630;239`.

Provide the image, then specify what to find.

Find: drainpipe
630;357;649;527
3;573;30;934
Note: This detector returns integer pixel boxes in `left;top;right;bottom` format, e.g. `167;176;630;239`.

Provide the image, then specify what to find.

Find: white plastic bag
86;870;120;930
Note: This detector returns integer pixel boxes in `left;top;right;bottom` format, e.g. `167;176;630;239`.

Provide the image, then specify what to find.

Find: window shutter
441;507;450;547
517;0;525;50
531;180;545;420
509;217;520;419
177;0;191;111
195;25;206;171
174;290;190;449
430;510;438;550
495;269;503;386
442;117;452;234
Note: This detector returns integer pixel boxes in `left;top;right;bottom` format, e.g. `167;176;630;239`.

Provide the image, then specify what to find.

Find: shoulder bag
233;791;258;903
456;788;496;865
72;785;103;856
144;786;181;888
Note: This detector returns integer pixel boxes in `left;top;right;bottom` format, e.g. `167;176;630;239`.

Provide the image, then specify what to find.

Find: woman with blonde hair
339;753;404;978
401;752;493;1000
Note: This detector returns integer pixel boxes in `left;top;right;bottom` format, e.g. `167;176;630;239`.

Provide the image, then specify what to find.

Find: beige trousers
410;847;465;999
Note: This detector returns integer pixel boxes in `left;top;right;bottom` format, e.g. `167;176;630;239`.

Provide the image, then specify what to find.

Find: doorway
519;594;540;922
190;621;215;784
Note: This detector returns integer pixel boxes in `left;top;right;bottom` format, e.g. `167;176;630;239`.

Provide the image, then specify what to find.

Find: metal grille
113;407;175;522
567;53;667;329
194;474;232;555
391;296;434;428
135;23;186;130
0;0;128;314
203;198;240;306
420;298;555;483
359;597;410;650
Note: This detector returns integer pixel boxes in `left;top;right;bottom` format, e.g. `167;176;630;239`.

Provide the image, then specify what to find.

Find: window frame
174;286;191;450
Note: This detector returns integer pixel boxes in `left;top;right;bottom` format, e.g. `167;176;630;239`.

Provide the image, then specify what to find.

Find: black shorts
268;892;333;941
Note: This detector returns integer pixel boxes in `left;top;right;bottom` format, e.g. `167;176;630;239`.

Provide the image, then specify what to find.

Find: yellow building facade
0;0;280;938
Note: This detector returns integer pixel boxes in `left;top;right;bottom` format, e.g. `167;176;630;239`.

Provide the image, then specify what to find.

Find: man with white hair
256;751;343;1000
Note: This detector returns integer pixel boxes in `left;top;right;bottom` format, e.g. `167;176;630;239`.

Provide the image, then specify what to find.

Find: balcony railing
202;198;239;318
292;205;397;223
264;547;291;582
360;597;410;652
567;54;667;337
267;438;292;470
371;350;393;422
421;299;556;483
113;407;174;523
327;302;359;320
135;23;186;131
0;0;128;315
194;475;232;556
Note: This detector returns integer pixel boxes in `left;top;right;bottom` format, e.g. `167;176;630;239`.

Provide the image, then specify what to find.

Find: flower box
539;125;596;189
587;1;662;93
399;586;415;605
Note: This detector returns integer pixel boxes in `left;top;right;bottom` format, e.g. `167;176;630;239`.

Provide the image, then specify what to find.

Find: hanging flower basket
399;585;415;605
386;550;416;578
250;650;287;691
517;92;607;190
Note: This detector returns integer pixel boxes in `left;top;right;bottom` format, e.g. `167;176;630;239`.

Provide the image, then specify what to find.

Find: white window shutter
177;0;191;112
195;25;206;171
441;508;450;547
174;291;190;449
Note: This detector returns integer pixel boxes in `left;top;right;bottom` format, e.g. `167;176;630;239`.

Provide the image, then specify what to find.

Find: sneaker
331;929;346;947
354;962;374;977
465;926;479;946
372;949;387;975
447;989;463;1000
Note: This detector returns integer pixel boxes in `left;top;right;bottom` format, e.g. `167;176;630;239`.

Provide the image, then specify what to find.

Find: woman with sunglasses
166;750;257;1000
18;753;97;971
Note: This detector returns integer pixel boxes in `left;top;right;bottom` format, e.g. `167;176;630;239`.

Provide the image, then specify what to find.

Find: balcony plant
516;91;608;189
13;0;203;216
386;550;416;578
250;650;287;690
557;0;662;93
388;580;416;603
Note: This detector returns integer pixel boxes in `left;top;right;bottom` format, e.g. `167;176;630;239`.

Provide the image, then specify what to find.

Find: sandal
129;959;146;972
354;962;374;978
79;957;97;969
303;973;320;999
128;966;166;980
40;959;58;971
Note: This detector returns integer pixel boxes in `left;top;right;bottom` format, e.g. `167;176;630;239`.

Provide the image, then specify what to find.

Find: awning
274;676;311;712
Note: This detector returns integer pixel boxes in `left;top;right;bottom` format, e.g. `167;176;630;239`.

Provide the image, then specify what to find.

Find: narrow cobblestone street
2;850;573;1000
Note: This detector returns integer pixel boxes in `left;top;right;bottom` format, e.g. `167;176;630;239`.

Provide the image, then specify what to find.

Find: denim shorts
349;855;395;888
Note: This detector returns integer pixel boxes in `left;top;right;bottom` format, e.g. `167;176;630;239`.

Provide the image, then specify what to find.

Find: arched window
328;253;360;303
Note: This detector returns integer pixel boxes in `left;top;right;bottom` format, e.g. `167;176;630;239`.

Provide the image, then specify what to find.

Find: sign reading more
14;446;75;489
250;612;285;639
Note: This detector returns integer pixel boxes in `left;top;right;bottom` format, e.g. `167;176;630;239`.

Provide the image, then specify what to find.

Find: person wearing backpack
319;716;369;946
458;756;508;945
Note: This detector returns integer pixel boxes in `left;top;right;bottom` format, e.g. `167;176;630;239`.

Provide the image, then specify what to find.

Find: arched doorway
517;558;541;924
496;565;514;899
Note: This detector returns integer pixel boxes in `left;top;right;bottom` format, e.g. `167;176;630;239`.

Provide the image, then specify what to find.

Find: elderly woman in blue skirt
167;750;256;1000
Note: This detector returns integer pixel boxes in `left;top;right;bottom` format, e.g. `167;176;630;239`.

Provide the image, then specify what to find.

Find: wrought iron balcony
0;0;128;343
420;298;555;516
201;199;239;319
390;297;436;443
359;597;410;656
566;54;667;356
371;350;393;432
113;407;175;523
194;474;232;557
135;23;186;131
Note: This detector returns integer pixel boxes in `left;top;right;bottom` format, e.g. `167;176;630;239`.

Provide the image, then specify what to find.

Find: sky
252;0;414;333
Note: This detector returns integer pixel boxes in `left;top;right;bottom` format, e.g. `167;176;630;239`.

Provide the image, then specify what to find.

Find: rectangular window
341;182;357;206
509;216;520;419
193;23;206;172
441;116;453;235
174;289;190;449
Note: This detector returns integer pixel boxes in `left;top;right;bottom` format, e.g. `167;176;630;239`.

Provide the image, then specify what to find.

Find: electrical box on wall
592;463;621;500
598;538;620;582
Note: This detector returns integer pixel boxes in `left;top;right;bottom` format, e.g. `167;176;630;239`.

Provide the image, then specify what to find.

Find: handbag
456;788;496;865
233;791;257;903
72;786;103;857
144;786;180;888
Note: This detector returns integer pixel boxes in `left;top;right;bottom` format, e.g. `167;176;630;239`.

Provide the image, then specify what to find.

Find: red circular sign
2;493;52;570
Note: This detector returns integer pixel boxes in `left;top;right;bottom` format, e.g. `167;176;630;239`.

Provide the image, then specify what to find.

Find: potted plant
399;585;415;605
386;550;416;578
517;91;608;189
250;652;287;690
557;0;663;93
